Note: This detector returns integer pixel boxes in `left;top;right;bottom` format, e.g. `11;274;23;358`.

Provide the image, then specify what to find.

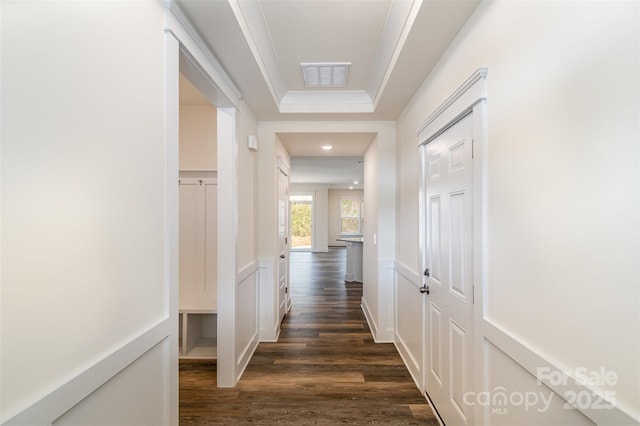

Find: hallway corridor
179;249;437;424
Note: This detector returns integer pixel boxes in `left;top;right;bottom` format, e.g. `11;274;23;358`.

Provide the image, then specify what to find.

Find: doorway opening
177;73;218;362
290;194;314;251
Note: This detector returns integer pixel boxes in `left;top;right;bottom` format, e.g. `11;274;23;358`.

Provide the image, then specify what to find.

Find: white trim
368;0;423;109
470;95;489;426
179;170;217;180
216;107;239;387
227;0;286;105
164;30;180;426
4;319;171;425
395;335;421;390
394;260;421;288
360;296;379;340
417;68;488;144
166;1;242;104
237;261;259;284
178;177;217;186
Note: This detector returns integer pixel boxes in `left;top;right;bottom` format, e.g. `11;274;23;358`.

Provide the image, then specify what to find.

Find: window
340;197;363;235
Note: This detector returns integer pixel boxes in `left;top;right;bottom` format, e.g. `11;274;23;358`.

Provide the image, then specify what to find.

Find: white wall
1;1;174;424
362;139;380;336
237;106;259;270
234;102;260;377
328;188;364;247
291;183;329;252
179;104;217;170
396;1;639;424
257;130;291;340
361;124;397;343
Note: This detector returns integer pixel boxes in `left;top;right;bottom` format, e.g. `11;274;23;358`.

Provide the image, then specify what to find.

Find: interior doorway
290;194;314;251
172;39;240;387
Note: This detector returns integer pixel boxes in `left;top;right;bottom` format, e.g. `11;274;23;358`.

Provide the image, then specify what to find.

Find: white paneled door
278;165;290;321
423;112;474;425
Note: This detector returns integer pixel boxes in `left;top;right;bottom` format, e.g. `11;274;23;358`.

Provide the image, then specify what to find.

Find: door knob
420;284;430;294
280;254;286;259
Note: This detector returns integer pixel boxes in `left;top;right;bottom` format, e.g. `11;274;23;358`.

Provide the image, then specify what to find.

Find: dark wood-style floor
180;248;438;425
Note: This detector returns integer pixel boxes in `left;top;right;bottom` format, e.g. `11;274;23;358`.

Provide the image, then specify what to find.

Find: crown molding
226;0;422;115
228;0;287;104
368;0;423;109
279;91;374;114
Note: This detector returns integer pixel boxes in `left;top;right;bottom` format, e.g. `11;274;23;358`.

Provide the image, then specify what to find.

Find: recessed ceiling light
301;62;350;87
321;145;333;151
349;186;354;190
353;181;359;184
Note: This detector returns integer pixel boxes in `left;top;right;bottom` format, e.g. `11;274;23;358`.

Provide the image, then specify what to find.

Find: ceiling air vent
301;62;350;88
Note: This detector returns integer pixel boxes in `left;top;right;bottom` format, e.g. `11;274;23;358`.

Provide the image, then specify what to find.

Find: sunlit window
340;198;363;235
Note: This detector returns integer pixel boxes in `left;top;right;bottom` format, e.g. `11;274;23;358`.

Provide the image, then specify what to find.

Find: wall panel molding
4;319;171;425
235;263;260;382
258;259;279;342
394;261;421;288
482;319;639;425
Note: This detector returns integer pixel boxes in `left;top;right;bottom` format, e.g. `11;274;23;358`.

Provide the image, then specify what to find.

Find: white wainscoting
235;262;260;382
478;320;639;426
394;261;424;390
4;319;172;426
52;340;168;426
377;259;396;343
390;259;639;425
258;258;279;342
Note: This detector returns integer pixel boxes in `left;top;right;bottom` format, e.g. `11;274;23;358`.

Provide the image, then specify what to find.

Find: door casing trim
417;68;488;426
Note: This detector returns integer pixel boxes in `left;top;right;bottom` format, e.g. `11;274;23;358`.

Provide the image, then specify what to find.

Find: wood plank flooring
180;248;438;425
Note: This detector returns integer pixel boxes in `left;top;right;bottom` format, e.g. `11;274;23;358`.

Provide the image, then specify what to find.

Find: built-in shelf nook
178;74;218;360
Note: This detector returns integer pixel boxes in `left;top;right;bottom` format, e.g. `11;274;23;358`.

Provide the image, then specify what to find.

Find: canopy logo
462;366;618;415
463;387;554;415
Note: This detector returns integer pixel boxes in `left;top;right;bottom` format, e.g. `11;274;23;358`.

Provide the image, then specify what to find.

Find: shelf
179;312;217;360
180;309;217;314
182;337;217;359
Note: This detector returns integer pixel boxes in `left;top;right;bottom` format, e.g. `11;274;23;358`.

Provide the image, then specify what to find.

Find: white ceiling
177;0;479;186
279;132;374;187
290;157;364;188
278;133;375;157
